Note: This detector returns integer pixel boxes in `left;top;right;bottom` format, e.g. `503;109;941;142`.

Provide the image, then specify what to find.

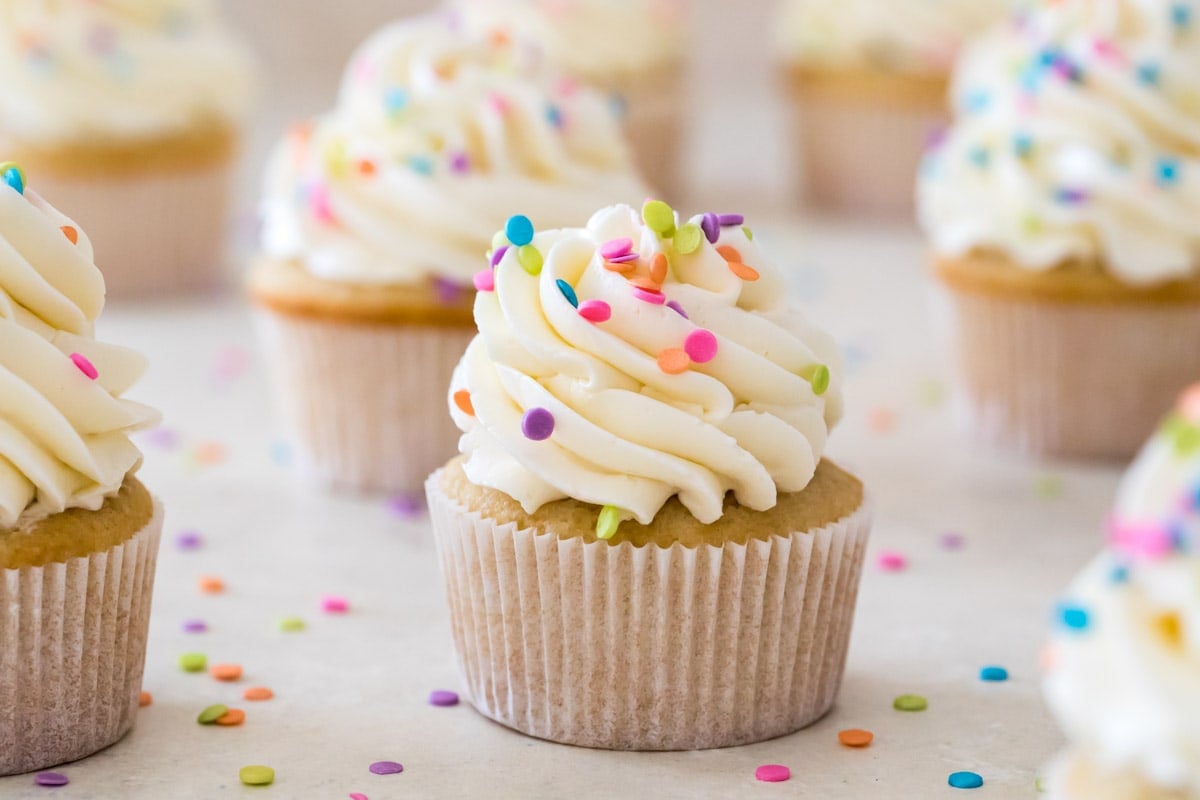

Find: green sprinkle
1021;214;1044;236
198;704;229;724
642;200;676;238
491;230;507;250
596;505;622;540
518;245;543;275
239;765;275;786
556;279;579;307
1035;474;1064;500
1034;776;1047;793
675;223;703;254
801;364;830;396
179;652;207;672
742;226;754;241
277;616;306;632
893;694;928;712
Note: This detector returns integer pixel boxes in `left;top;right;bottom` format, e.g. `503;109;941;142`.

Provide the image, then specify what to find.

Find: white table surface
0;213;1120;799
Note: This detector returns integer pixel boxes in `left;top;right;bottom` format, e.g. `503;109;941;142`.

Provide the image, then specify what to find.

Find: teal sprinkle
1137;62;1162;85
386;87;408;116
968;146;991;168
964;89;990;113
546;104;564;128
1172;3;1192;29
408;156;434;176
555;279;579;308
1013;133;1034;158
1157;157;1181;186
1058;604;1090;631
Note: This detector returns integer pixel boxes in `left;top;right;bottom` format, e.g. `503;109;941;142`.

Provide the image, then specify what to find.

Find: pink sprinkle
350;794;368;800
321;595;349;614
488;92;509;115
684;329;718;364
1092;37;1124;64
473;269;494;292
1109;518;1174;561
877;551;907;572
632;287;666;305
310;183;335;224
756;764;790;783
557;77;578;97
599;238;634;260
69;353;98;380
578;299;611;323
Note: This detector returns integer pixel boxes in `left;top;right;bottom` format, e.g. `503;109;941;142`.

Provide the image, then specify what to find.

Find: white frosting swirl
261;14;648;287
776;0;1008;74
0;0;253;142
448;0;686;80
449;204;843;525
1044;387;1200;795
919;0;1200;286
0;177;159;529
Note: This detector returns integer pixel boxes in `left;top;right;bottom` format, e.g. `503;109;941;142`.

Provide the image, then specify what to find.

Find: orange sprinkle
838;729;874;748
60;225;78;244
198;575;225;594
215;708;245;726
629;276;662;292
649;253;668;284
138;691;153;707
243;686;274;702
356;159;377;177
453;389;475;417
603;259;636;273
490;28;510;47
716;245;742;263
210;663;243;682
727;261;760;282
657;348;690;375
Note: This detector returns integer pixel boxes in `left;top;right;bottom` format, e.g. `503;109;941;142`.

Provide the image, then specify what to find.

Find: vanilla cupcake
1043;385;1200;798
0;0;254;297
776;0;1008;214
448;0;688;201
249;15;648;496
0;164;162;774
427;202;870;750
919;0;1200;459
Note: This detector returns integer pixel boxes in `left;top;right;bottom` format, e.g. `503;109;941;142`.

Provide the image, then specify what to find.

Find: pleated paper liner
256;311;476;495
427;472;872;751
941;286;1200;459
0;501;163;775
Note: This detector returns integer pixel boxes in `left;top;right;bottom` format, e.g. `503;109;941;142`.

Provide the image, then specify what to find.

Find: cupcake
0;164;162;774
0;0;254;297
426;202;871;750
448;0;688;201
776;0;1008;214
1043;385;1200;798
249;15;648;496
920;0;1200;459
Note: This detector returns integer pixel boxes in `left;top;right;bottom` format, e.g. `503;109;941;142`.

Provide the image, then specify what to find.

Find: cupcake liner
426;472;872;751
941;286;1200;459
256;311;476;496
610;65;686;203
0;500;163;775
31;160;235;299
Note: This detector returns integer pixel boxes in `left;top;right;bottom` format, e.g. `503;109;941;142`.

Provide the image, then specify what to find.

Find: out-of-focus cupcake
919;0;1200;459
448;0;688;201
427;202;870;750
0;0;254;297
776;0;1008;214
0;164;162;774
249;14;648;497
1043;385;1200;798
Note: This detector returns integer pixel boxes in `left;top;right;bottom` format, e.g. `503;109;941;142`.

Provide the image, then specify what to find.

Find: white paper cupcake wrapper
0;500;163;775
941;287;1200;459
256;311;476;496
31;162;234;299
426;473;872;751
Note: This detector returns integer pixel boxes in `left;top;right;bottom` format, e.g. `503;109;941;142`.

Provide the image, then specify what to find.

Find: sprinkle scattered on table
244;687;274;701
197;704;228;725
239;765;275;786
893;694;928;712
948;771;984;789
980;666;1009;682
877;551;907;572
369;761;404;776
139;691;153;707
34;772;68;787
838;729;874;748
321;595;350;614
197;575;225;594
755;764;790;783
179;653;207;673
429;690;459;707
210;663;243;682
176;530;203;550
278;616;306;632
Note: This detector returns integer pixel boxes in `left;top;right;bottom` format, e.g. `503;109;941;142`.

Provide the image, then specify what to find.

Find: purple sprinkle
717;214;744;227
925;125;949;149
449;152;470;173
34;773;69;787
1056;188;1089;204
369;761;404;776
606;252;640;264
176;531;203;550
701;213;721;244
182;619;208;634
142;427;180;451
521;408;555;441
387;493;424;519
940;532;966;550
490;245;509;267
666;301;689;319
429;690;460;706
434;276;464;306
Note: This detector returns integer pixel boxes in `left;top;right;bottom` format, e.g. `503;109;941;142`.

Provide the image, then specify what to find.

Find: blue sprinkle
385;87;408;116
964;89;991;113
1137;62;1162;85
505;215;534;247
546;104;564;128
555;279;578;308
948;771;984;789
1157;157;1181;186
407;155;434;176
968;146;991;168
2;165;24;195
1013;133;1034;158
1172;3;1192;29
1059;603;1090;631
1110;564;1130;584
979;666;1009;682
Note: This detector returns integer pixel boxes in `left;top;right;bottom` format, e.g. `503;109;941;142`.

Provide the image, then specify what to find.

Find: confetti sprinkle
684;330;718;364
755;765;790;783
1058;604;1089;631
369;761;404;776
650;252;669;284
578;299;611;323
642;200;676;236
387;493;423;519
521;408;555;441
632;287;665;305
182;619;208;634
216;708;245;727
949;771;984;789
727;260;760;282
34;773;68;787
350;794;368;800
980;666;1009;682
179;653;207;673
701;212;721;243
518;245;543;275
60;225;78;244
838;729;874;748
239;766;275;786
198;576;225;594
940;532;965;550
69;353;98;380
453;389;475;417
322;595;350;614
244;687;274;702
175;529;202;549
210;663;243;682
556;279;579;307
198;704;229;724
430;690;459;706
472;269;494;292
675;224;702;254
139;691;153;707
491;245;509;266
505;214;534;246
666;301;689;319
893;694;928;712
278;616;306;633
1;162;25;195
877;551;907;572
596;505;622;540
657;348;690;375
599;238;633;260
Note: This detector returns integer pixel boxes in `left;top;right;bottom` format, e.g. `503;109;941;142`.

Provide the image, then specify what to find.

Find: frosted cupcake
919;0;1200;459
427;202;871;750
250;15;648;496
1043;385;1200;798
0;0;254;297
0;164;162;774
448;0;688;201
776;0;1008;214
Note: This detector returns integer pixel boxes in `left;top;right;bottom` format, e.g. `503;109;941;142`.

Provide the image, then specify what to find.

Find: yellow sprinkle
1155;612;1184;650
596;506;622;540
642;200;676;238
518;245;543;275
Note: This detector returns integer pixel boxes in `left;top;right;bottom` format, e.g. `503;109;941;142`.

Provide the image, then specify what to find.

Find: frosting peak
450;204;842;535
0;165;158;529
